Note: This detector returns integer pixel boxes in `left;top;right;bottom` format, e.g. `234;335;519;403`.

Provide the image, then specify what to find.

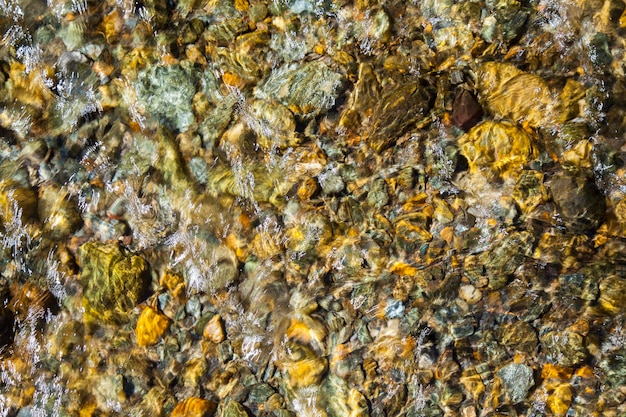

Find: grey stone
496;363;534;404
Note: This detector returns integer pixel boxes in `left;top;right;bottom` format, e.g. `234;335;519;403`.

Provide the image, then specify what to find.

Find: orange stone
547;383;572;416
541;364;573;380
170;397;217;417
203;314;225;344
136;306;170;347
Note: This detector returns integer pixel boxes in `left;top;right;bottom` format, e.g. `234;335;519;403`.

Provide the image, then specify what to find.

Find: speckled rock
496;363;534;404
541;330;587;367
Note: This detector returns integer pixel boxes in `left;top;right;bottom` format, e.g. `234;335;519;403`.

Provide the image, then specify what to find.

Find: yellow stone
458;120;538;179
395;220;433;242
297;177;319;201
203;314;225;344
547;383;572;416
562;139;593;171
460;372;485;401
6;61;55;109
234;0;249;11
136;306;170;347
477;62;554;127
541;363;573;380
249;231;283;260
402;192;428;212
170;397;217;417
286;316;327;349
160;271;186;298
222;71;246;89
389;262;417;276
285;355;328;388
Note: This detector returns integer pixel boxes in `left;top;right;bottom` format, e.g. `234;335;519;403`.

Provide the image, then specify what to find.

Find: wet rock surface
0;0;625;416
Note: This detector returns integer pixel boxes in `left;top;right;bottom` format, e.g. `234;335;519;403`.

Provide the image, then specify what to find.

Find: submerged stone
136;306;170;347
78;242;151;325
549;172;606;232
219;399;249;417
255;61;345;118
171;397;217;417
458;120;537;179
367;80;434;153
136;63;198;132
541;330;587;367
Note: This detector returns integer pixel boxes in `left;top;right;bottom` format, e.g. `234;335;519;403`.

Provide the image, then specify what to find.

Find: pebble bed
1;0;626;416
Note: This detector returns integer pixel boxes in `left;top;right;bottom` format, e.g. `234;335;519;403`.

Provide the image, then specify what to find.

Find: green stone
496;363;534;404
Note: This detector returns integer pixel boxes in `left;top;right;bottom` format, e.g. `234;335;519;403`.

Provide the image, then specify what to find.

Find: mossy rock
78;242;151;325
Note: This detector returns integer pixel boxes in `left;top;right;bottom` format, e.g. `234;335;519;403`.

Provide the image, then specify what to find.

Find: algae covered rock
219;399;249;417
78;242;151;324
541;330;587;367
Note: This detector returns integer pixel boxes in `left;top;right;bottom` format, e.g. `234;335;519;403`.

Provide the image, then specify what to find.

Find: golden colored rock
9;282;56;322
78;242;151;325
541;363;573;380
0;181;38;225
6;61;55;110
547;383;573;416
170;397;217;417
285;317;327;350
389;262;417;276
203;314;225;344
283;351;328;388
562;139;593;171
458;120;538;179
136;306;170;347
297;177;319;201
599;274;626;314
476;62;583;127
160;271;186;298
249;231;283;260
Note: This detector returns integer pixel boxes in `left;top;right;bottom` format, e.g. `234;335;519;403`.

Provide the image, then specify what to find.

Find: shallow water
1;0;626;416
